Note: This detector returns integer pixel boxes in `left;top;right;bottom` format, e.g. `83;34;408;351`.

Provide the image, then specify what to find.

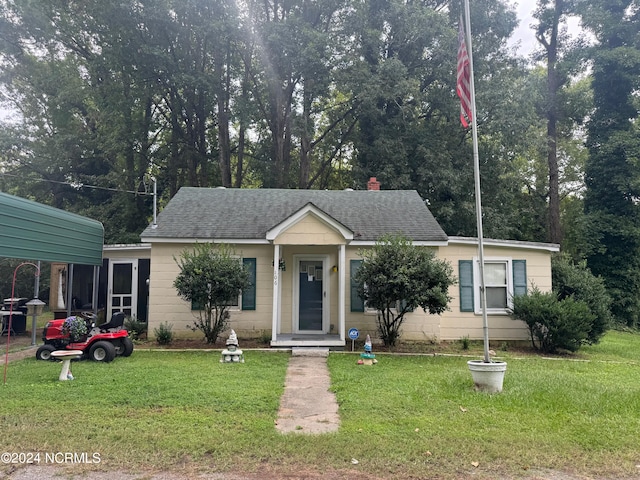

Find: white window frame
472;257;514;315
363;287;409;315
225;256;243;311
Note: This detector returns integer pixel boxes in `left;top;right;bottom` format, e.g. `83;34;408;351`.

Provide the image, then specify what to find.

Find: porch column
271;244;280;343
338;244;346;342
92;265;100;315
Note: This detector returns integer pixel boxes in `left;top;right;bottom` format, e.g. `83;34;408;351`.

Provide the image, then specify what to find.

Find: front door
296;258;327;332
107;259;138;321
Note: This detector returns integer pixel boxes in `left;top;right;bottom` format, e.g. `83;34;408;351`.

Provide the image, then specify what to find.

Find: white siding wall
147;243;274;340
147;240;554;344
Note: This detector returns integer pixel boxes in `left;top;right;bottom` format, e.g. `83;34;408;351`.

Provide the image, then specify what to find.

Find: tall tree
581;0;640;325
241;0;355;188
533;0;587;244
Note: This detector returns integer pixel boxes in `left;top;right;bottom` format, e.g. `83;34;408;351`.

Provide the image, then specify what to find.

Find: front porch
270;333;345;348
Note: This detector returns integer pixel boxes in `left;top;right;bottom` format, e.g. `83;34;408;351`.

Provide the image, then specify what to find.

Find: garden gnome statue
220;329;244;363
357;334;377;365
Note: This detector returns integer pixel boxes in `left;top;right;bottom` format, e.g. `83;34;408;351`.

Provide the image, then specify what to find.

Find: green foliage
582;0;640;327
511;287;594;353
354;235;456;347
0;259;49;303
173;243;250;344
124;317;147;341
153;322;174;345
552;253;612;343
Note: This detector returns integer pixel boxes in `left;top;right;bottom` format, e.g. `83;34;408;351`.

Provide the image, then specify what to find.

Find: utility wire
0;172;155;196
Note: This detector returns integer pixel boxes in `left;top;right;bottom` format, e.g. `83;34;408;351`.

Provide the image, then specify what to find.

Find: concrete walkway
276;348;340;434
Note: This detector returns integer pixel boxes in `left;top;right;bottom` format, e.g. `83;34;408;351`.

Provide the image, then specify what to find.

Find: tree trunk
537;0;563;244
216;43;232;188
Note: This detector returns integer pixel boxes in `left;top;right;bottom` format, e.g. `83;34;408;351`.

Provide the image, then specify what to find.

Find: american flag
457;18;472;128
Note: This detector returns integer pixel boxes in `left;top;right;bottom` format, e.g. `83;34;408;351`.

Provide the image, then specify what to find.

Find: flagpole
462;0;490;363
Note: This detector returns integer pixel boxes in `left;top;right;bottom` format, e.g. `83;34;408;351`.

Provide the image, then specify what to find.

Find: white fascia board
265;203;354;241
350;240;448;247
104;243;152;252
139;237;270;245
448;236;560;252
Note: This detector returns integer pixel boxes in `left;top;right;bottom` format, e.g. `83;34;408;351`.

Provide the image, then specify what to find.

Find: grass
2;331;640;479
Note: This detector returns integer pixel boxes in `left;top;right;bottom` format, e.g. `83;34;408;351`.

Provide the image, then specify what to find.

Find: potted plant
61;316;88;342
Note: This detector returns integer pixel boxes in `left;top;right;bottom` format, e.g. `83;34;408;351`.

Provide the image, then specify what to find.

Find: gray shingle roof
140;187;448;242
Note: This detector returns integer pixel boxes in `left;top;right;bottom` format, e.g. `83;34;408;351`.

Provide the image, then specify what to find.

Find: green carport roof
0;192;104;265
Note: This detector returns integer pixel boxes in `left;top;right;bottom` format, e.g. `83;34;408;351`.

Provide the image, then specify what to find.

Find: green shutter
459;260;474;312
513;260;527;297
350;259;364;312
242;258;257;310
191;299;202;311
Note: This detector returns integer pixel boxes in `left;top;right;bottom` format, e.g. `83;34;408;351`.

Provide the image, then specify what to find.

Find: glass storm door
298;260;324;332
108;259;138;320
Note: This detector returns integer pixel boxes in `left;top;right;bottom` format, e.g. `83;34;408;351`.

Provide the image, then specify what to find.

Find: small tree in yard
173;243;250;344
354;235;456;347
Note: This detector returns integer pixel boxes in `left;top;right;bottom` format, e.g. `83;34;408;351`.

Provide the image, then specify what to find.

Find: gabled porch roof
266;202;353;243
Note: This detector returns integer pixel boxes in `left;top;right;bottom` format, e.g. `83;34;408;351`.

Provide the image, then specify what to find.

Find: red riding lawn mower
36;311;134;363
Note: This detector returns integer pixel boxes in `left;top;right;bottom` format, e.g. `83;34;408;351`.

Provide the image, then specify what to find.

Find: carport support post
31;261;41;345
65;264;74;317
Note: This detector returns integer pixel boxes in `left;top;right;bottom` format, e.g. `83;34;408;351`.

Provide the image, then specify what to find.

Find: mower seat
99;312;125;332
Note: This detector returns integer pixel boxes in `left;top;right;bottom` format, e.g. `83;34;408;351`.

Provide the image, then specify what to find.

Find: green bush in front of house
154;321;174;345
511;287;594;353
125;317;147;340
173;243;250;344
511;254;612;354
551;253;612;344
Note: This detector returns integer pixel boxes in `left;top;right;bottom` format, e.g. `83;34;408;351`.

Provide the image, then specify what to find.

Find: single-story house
126;183;559;347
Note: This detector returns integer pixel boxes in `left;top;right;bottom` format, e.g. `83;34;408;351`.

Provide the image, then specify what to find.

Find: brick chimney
367;177;381;191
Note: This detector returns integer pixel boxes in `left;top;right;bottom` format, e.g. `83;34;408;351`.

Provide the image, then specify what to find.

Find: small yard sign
348;328;359;351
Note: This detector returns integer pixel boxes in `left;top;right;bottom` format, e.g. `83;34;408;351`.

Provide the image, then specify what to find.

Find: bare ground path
276;348;340;434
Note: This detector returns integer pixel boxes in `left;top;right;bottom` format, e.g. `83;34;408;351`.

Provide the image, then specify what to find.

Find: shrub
124;318;147;340
511;287;594;353
552;253;612;344
154;322;174;345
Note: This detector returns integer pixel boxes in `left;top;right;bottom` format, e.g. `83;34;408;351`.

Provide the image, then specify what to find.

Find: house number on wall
273;272;278;286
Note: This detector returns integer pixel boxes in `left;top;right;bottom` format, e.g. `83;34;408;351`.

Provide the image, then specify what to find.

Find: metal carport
1;191;104;382
0;191;104;265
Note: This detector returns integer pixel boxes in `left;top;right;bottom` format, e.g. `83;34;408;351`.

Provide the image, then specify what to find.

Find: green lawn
2;331;640;479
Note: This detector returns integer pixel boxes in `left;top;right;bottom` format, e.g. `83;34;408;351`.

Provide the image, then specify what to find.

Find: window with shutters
459;258;526;314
